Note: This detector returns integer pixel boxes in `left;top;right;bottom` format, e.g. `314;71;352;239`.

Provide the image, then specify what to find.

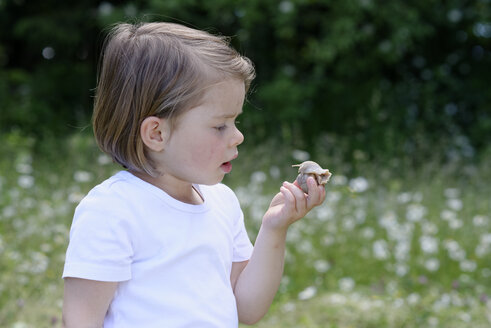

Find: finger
283;181;307;213
306;177;324;208
313;185;326;206
280;185;296;212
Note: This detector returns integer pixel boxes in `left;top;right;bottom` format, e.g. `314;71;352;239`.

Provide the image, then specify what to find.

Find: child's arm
62;277;118;328
233;176;326;325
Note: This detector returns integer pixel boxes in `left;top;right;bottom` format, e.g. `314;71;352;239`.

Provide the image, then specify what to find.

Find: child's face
156;79;245;186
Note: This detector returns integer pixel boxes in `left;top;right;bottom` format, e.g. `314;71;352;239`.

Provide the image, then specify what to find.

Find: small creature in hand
292;161;332;193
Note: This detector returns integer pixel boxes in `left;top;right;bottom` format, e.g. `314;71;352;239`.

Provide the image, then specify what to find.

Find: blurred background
1;0;490;158
1;0;491;327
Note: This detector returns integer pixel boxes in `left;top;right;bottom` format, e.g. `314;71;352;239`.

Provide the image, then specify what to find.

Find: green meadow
1;132;490;327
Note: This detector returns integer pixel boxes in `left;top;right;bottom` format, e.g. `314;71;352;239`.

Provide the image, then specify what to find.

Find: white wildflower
292;149;309;162
444;240;466;261
475;244;488;257
444;188;460;198
282;302;296;312
74;170;93;183
298;240;313;253
2;205;16;218
322;235;335;246
449;218;463;230
395;263;408;277
16;163;33;174
68;191;85;204
343;218;356;231
425;258;440;272
406;204;426;222
339;277;355;292
393;298;405;308
421;222;438;235
441;210;456;220
373;239;390;260
433;293;451;312
379;211;397;229
450;248;467;261
407;293;421;305
420;235;439;254
459;312;471;322
473;215;488;227
459;274;472;284
97;154;112;165
18;175;34;188
269;166;281;179
250;171;267;184
328;293;347;305
313;260;330;273
447;198;463;211
482;268;491;278
98;1;113;16
355;208;366;224
326;191;341;202
279;0;294;13
349;177;369;193
394;241;410;262
397;192;412;204
361;227;375;239
30;251;49;274
298;286;317;300
460;260;477;272
331;175;347;186
481;234;491;245
428;317;439;327
447;9;463;23
315;205;334;221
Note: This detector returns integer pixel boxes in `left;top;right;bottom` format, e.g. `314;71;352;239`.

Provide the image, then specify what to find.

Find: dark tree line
1;0;490;159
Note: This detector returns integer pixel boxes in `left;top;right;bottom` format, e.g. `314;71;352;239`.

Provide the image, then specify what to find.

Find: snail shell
292;161;332;193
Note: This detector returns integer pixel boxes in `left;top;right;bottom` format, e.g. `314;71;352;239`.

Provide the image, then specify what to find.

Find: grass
244;289;491;328
1;131;490;327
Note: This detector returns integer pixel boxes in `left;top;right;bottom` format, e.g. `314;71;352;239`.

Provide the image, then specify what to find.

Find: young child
62;22;326;327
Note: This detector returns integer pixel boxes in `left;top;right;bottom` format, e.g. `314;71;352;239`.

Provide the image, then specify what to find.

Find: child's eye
215;125;227;132
214;120;239;132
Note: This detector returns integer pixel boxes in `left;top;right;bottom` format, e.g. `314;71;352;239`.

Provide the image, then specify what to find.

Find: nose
231;126;244;147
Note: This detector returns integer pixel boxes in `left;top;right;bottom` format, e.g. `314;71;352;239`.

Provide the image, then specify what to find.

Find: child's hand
262;176;326;232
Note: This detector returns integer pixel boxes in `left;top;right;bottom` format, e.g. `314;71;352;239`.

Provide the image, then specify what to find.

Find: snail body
292;161;332;193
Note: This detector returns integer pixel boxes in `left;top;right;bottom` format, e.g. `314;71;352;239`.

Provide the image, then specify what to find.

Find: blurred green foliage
1;0;490;159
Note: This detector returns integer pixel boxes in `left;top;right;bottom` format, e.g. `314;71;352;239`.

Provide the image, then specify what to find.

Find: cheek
189;138;221;165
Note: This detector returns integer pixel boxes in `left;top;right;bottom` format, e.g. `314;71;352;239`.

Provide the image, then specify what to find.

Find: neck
130;170;204;205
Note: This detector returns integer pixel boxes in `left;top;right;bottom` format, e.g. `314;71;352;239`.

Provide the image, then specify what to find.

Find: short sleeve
63;192;134;282
232;209;254;262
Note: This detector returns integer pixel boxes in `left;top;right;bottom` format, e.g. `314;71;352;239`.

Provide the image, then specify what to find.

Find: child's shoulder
85;170;130;193
77;171;142;212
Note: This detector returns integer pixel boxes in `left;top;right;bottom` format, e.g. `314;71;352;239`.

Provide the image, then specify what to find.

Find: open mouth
221;161;232;173
221;153;237;174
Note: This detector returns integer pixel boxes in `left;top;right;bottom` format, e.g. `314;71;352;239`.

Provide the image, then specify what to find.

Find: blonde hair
93;22;255;176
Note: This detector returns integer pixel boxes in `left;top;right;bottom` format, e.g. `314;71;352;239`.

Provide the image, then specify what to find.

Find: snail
292;161;332;193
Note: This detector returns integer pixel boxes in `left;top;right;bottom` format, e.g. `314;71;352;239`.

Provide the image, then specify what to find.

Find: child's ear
140;116;169;152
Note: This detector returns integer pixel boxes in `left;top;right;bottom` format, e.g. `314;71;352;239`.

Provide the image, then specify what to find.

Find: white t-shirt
63;171;254;328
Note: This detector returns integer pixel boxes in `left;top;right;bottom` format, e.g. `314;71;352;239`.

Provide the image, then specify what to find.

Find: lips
221;161;232;173
220;153;238;174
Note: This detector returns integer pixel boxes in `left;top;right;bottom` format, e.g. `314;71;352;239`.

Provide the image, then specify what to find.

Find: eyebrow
213;110;243;119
